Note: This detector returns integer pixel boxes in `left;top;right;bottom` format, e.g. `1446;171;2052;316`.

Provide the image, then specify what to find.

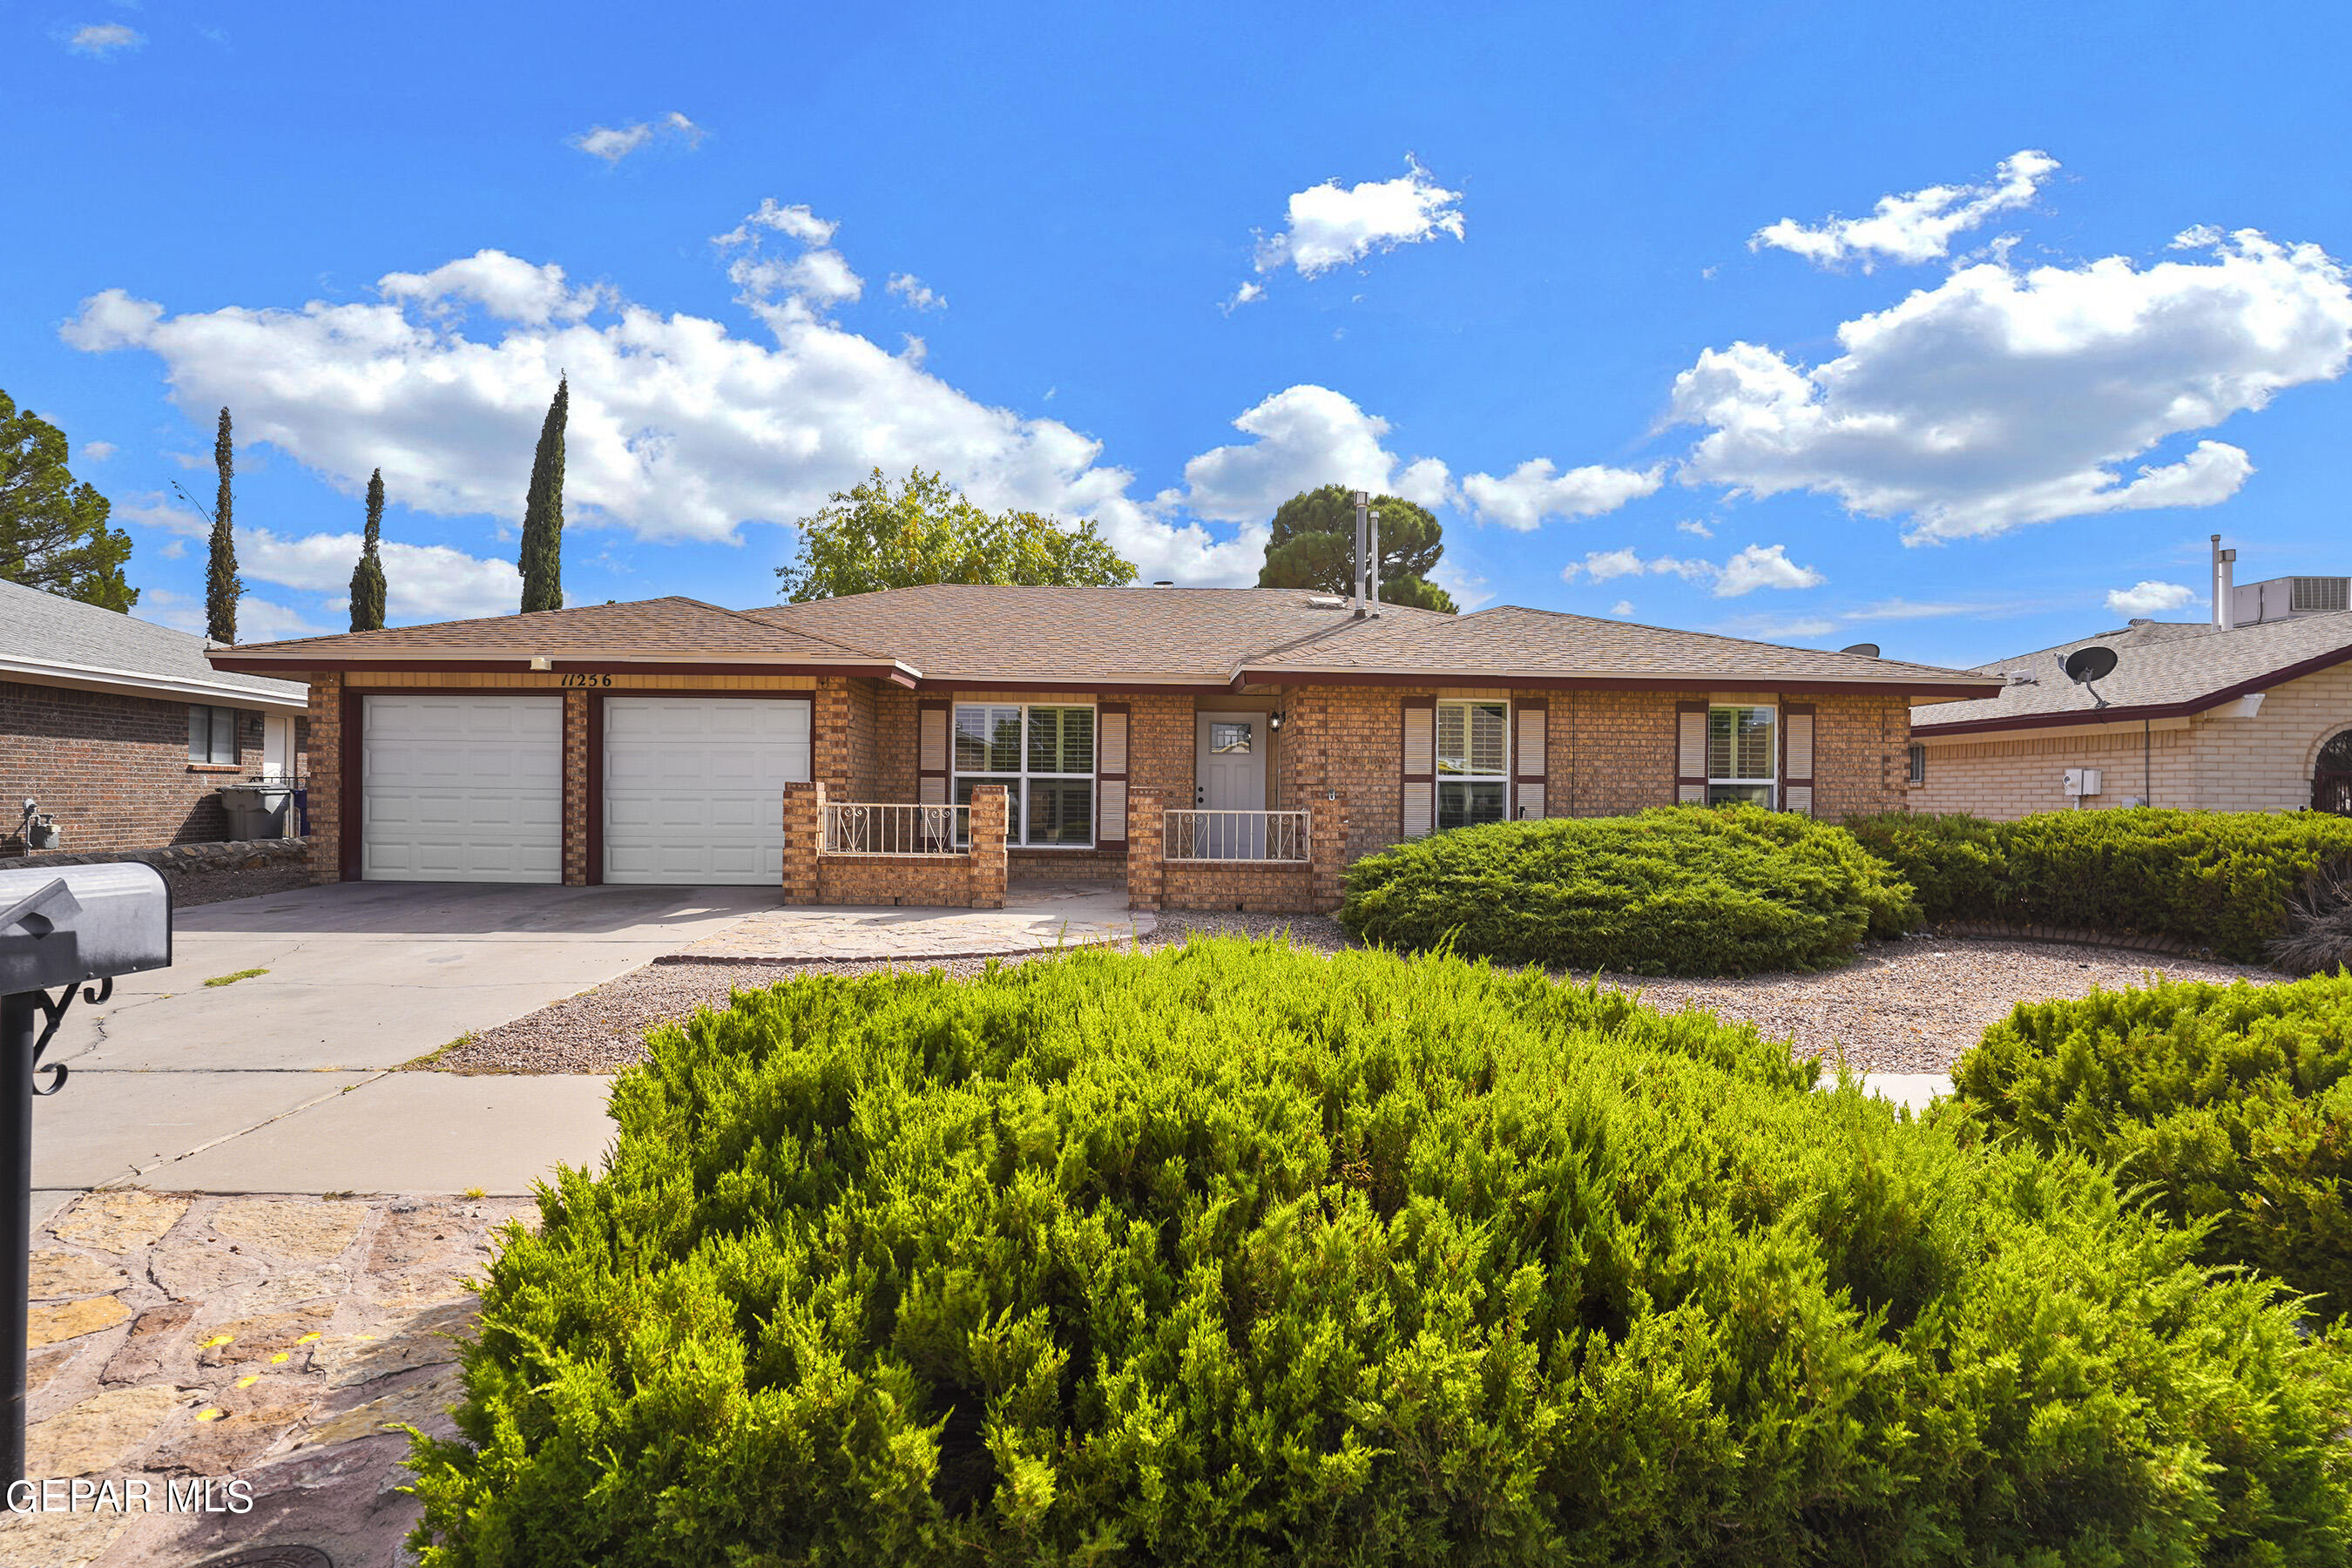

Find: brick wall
1911;658;2352;820
782;780;1010;909
305;674;344;883
561;692;590;885
1;679;268;856
1810;693;1913;820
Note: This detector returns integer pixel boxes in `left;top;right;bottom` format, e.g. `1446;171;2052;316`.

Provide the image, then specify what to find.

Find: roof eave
1912;639;2352;735
0;654;310;713
1239;663;2002;698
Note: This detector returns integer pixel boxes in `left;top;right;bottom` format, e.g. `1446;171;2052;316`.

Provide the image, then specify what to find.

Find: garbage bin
216;781;294;841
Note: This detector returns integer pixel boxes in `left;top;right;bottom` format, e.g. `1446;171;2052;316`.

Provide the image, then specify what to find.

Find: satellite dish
2054;644;2118;709
2063;645;2118;683
1840;642;1881;658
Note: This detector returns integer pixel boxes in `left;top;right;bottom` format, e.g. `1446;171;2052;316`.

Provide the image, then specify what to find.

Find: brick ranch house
3;577;308;858
1909;579;2352;821
206;585;1997;912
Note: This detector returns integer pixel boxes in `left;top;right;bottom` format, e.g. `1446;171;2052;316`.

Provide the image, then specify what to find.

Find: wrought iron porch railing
822;801;969;856
1162;809;1309;862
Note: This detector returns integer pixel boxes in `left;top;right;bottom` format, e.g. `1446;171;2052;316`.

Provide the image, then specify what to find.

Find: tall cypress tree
349;468;388;632
205;407;240;643
517;376;567;613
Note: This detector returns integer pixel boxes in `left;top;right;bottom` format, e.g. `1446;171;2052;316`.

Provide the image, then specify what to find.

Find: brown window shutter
1401;697;1436;837
917;701;950;805
1513;699;1546;820
1781;703;1815;816
1097;703;1130;848
1675;701;1708;805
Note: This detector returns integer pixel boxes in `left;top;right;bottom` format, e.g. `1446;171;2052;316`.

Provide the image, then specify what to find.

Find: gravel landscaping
420;911;2282;1078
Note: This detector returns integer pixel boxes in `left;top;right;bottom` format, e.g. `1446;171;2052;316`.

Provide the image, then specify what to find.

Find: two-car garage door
360;693;808;885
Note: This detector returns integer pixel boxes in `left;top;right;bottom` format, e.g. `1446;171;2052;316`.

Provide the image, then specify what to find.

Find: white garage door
362;694;563;882
603;697;810;885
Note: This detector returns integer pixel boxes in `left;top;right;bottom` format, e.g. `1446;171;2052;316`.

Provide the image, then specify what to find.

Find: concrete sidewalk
35;882;767;1195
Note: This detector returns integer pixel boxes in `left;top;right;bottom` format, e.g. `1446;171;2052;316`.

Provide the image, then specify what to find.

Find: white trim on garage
602;695;811;885
361;693;563;882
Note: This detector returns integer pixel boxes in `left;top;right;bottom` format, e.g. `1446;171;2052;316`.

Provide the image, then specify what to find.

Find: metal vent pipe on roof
1350;490;1369;618
2212;534;2236;631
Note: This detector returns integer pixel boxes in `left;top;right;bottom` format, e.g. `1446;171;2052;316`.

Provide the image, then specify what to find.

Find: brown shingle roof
1912;611;2352;730
746;585;1454;682
1241;604;1988;690
216;597;883;664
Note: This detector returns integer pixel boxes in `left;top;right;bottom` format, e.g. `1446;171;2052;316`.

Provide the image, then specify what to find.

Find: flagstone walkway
670;878;1153;961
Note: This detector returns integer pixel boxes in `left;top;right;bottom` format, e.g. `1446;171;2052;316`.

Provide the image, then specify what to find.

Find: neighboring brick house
206;586;1994;911
1909;600;2352;821
1;578;310;857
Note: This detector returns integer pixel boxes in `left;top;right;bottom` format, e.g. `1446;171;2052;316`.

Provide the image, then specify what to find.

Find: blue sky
7;0;2351;668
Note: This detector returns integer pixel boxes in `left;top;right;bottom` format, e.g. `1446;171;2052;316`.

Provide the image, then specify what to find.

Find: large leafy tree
349;468;388;632
206;407;240;642
0;390;137;611
1257;483;1456;613
775;468;1136;602
517;376;566;613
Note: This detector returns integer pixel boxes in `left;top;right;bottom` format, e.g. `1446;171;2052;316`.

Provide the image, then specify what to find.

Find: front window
1908;744;1927;785
1708;706;1776;807
1436;700;1509;829
953;704;1095;846
187;705;238;765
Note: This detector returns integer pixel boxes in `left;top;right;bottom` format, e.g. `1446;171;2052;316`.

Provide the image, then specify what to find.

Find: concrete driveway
36;882;770;1195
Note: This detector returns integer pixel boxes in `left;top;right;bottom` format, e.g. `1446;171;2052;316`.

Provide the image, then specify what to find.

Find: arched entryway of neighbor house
2314;727;2352;815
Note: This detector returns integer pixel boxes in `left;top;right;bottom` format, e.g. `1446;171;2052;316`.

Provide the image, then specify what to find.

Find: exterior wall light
528;657;551;671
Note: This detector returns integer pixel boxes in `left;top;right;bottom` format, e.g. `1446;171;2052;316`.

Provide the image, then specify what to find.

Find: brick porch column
967;785;1008;909
561;692;590;886
780;780;825;904
306;672;343;884
1126;787;1164;912
1308;792;1351;913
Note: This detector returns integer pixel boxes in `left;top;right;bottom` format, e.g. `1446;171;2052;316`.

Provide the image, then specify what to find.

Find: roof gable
0;577;307;706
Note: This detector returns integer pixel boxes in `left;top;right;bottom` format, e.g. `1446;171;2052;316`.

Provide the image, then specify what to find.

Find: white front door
362;694;563;882
1194;711;1267;858
262;713;294;780
603;697;810;885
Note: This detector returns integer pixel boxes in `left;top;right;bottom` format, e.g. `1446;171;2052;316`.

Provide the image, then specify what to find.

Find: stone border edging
0;836;310;876
1923;919;2212;960
648;932;1153;967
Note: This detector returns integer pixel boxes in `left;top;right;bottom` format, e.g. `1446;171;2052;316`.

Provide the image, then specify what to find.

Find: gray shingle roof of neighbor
1911;610;2352;730
745;585;1456;682
0;577;308;708
1239;603;1993;691
217;596;884;663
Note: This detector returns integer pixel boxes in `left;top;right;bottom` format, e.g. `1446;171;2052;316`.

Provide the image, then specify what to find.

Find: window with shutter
1674;702;1707;804
1513;700;1546;820
1097;704;1130;848
1401;698;1436;837
1781;704;1815;815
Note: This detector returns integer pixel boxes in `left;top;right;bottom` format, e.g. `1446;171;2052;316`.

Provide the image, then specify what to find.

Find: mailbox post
0;864;172;1487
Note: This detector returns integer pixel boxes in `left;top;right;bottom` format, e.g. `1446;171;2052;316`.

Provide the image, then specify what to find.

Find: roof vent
1305;594;1347;610
1152;580;1174;588
1839;641;1880;659
2127;618;2153;627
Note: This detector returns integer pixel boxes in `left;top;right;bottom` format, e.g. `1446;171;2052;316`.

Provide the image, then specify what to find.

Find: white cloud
1674;518;1713;538
1459;457;1664;531
1609;599;1634;617
1558;542;1821;597
66;23;142;57
571;112;704;165
713;199;835;248
1393;456;1454;510
1234;157;1464;301
241;528;521;622
61;227;1262;586
887;274;945;312
1714;543;1826;597
1173;385;1434;525
112;493;208;539
1844;598;1988;621
1671;230;2352;541
134;588;325;642
79;440;117;463
1752;150;2058;269
1428;558;1491;612
380;252;610;326
713;200;864;326
2105;579;2197;617
1724;615;1838;639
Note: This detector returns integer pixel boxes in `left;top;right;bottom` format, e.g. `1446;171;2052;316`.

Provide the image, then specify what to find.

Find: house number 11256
559;673;613;687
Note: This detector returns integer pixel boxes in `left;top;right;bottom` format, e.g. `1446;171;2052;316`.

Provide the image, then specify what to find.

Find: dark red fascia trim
207;658;902;679
1240;669;2005;699
1913;641;2352;738
902;678;1225;695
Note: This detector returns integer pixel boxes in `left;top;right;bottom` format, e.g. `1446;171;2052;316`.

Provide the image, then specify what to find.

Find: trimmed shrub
1955;970;2352;1321
1337;805;1917;976
1846;808;2352;964
2270;855;2352;977
409;940;2352;1566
